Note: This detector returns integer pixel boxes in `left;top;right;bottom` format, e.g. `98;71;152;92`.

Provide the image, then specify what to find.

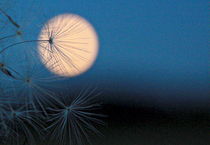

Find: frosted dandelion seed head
1;103;44;145
6;53;66;114
46;89;104;145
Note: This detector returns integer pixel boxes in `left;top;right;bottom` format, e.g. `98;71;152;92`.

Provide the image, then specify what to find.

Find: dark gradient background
5;0;210;145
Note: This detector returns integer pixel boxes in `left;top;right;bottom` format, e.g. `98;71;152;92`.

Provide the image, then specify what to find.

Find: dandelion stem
0;34;17;41
0;8;20;28
0;39;48;54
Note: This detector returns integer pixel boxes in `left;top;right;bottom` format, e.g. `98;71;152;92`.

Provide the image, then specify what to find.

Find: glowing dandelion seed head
38;14;99;77
49;37;54;44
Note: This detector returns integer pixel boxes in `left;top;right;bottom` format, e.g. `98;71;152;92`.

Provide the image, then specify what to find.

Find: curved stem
0;8;20;28
0;40;48;54
0;34;17;41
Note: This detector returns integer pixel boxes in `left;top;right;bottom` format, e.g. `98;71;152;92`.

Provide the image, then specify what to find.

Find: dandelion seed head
0;2;104;145
49;36;54;44
38;14;99;77
1;104;44;145
24;77;32;83
46;89;104;145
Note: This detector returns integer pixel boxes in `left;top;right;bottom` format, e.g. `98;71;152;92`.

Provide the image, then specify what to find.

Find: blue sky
7;0;209;108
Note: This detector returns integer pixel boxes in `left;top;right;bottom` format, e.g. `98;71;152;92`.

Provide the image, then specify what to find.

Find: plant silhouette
0;1;102;145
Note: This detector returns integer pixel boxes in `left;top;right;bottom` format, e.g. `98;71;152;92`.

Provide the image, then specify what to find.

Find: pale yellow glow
38;14;99;77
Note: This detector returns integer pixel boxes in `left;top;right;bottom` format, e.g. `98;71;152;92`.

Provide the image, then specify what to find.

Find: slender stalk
0;8;20;28
0;34;17;41
0;40;48;54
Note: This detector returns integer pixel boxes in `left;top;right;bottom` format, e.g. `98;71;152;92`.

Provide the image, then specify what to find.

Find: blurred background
1;0;209;144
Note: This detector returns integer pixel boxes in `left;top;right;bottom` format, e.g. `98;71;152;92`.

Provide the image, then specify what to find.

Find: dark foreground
1;104;209;145
90;104;210;145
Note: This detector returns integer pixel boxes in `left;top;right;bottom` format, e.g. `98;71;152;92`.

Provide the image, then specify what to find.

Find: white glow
38;14;99;77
